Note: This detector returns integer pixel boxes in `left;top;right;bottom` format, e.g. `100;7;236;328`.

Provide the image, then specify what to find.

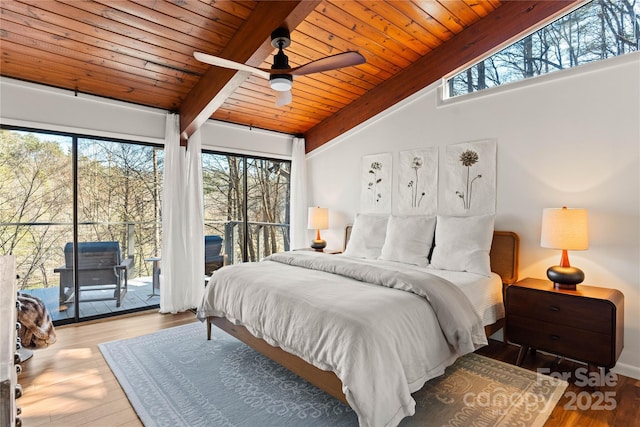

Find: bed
196;214;519;427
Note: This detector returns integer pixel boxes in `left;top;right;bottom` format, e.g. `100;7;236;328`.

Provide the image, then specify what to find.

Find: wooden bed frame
206;229;520;405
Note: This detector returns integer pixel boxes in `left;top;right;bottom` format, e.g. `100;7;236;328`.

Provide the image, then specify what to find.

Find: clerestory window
444;0;640;99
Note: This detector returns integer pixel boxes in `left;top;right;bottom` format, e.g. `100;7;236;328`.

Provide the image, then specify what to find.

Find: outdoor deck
23;276;159;322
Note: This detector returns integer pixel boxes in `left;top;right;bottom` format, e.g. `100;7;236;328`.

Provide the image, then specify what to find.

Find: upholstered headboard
343;225;519;285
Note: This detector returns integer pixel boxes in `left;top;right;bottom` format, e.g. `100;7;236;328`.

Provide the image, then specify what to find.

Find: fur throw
17;292;57;349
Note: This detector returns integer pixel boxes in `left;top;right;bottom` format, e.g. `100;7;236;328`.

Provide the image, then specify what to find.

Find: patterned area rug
99;322;567;427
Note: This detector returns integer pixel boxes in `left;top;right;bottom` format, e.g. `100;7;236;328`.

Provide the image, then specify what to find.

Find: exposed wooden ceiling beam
179;0;320;144
303;0;582;153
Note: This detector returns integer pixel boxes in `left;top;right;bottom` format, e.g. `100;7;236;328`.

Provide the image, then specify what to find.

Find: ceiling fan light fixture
270;74;292;92
194;26;366;107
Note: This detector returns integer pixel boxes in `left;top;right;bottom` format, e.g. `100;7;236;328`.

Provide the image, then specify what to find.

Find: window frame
442;0;638;101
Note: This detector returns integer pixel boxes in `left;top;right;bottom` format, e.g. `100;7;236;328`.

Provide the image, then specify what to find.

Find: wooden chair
54;242;133;307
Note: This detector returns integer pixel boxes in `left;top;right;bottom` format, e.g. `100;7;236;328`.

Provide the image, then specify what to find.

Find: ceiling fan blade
274;90;292;107
194;52;270;79
290;51;365;76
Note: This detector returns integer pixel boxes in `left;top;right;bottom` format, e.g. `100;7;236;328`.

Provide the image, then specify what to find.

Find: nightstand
294;248;342;254
505;278;624;371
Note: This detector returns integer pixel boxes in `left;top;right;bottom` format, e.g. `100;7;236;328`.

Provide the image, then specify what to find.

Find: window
2;126;293;324
202;152;291;263
445;0;640;98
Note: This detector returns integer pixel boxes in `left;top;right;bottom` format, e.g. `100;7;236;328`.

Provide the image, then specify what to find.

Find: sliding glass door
245;157;291;261
1;127;164;324
75;138;163;320
0;129;74;322
2;126;291;324
202;152;290;264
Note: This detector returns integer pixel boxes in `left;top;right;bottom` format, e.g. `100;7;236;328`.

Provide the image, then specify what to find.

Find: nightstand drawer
507;286;612;334
507;315;613;366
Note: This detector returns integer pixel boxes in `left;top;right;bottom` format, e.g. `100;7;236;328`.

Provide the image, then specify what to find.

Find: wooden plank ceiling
0;0;580;151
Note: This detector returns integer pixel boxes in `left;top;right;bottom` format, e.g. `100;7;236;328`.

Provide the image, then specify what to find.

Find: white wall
0;77;292;157
307;53;640;379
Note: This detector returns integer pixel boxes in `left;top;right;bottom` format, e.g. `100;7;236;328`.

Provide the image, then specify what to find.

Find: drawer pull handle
550;335;560;341
549;306;560;312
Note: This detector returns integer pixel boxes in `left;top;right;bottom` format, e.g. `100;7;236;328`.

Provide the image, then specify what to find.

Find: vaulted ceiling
0;1;580;151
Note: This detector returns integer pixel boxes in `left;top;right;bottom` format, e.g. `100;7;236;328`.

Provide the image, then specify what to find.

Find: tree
0;131;166;288
202;153;290;263
448;0;639;97
0;130;72;289
77;139;164;274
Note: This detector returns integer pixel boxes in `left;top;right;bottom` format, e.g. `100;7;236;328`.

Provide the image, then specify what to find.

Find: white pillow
343;214;389;259
379;215;436;267
429;214;495;276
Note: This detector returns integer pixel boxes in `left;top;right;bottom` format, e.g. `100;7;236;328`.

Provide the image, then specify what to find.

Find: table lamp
540;206;589;290
308;207;329;250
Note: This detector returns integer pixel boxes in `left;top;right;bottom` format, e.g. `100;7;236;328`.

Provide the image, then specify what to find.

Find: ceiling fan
194;27;366;107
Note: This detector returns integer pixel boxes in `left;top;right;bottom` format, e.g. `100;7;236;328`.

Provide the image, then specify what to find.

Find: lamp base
547;266;585;291
310;239;326;250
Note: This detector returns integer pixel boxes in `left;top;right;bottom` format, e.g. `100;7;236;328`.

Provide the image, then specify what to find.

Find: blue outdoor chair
204;235;226;276
54;241;134;307
147;235;226;292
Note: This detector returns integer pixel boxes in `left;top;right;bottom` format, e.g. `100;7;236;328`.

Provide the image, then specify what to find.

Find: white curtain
160;113;205;313
289;137;308;250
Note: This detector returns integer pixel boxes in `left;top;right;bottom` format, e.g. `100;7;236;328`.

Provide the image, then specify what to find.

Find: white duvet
196;251;489;427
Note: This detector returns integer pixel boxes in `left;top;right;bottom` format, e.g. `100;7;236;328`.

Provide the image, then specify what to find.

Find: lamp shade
307;207;329;230
540;207;589;250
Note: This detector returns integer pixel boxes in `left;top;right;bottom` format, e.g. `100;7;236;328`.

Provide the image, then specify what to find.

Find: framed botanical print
441;140;496;216
360;152;392;214
396;148;438;215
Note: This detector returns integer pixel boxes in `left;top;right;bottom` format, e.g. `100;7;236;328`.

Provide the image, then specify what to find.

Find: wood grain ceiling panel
347;1;440;51
0;0;580;150
179;0;321;141
34;1;203;67
304;0;580;151
0;10;194;88
86;0;230;53
1;0;225;110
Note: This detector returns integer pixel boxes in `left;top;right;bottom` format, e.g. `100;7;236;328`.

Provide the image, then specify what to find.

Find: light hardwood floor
17;310;196;427
16;311;639;426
